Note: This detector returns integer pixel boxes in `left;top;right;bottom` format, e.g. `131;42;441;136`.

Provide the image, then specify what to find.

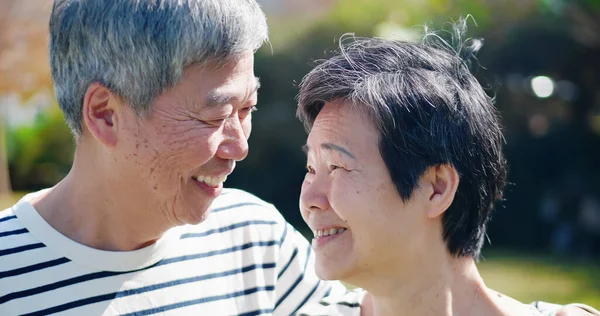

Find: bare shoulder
490;290;543;315
555;304;600;316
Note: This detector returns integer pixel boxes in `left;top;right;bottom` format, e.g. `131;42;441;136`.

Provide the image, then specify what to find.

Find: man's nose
217;117;249;161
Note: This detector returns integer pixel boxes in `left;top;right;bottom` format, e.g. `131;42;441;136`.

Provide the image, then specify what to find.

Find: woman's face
300;100;432;285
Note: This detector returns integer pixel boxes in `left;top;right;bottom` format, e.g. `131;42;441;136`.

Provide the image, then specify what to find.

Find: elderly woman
295;23;600;316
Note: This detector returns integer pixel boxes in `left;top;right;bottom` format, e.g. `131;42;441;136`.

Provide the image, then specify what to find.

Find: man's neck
31;154;169;251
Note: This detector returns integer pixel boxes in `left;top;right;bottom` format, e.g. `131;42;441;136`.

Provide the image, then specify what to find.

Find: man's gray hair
50;0;268;135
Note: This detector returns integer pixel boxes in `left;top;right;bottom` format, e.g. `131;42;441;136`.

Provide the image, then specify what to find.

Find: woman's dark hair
297;18;507;258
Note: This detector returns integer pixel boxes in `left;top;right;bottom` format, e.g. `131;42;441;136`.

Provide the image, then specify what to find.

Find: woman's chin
315;258;352;282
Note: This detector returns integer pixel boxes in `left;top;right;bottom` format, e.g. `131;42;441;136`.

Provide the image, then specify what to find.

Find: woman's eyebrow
302;143;356;159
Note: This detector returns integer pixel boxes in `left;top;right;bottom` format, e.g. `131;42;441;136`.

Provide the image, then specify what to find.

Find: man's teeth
194;175;227;187
314;228;347;238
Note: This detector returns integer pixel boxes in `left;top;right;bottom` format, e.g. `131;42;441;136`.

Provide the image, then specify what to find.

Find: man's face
116;51;258;226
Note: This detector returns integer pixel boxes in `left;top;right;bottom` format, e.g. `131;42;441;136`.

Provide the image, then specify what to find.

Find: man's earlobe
426;164;460;219
82;82;119;148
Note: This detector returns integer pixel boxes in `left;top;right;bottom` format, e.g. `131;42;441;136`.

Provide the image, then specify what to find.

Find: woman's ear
425;164;460;219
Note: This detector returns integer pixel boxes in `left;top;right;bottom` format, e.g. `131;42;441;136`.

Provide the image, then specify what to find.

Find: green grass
0;192;25;210
479;250;600;307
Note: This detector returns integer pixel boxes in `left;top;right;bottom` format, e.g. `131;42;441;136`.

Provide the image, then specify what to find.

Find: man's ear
82;82;120;148
424;164;460;219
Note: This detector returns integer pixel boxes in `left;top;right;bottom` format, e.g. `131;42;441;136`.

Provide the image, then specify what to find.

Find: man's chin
183;207;213;225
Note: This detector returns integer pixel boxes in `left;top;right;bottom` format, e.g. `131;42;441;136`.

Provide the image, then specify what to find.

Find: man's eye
306;166;315;174
329;165;342;172
241;106;257;114
200;117;225;125
239;106;257;119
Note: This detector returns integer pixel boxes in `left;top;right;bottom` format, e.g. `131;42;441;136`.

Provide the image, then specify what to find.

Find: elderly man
0;1;339;315
0;1;596;315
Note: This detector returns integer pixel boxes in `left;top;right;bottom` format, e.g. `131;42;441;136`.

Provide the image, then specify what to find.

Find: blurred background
0;0;599;307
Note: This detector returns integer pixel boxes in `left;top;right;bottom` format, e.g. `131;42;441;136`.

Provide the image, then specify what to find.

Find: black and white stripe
0;189;354;316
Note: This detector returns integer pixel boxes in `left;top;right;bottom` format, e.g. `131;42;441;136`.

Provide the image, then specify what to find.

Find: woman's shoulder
490;290;544;315
533;301;600;316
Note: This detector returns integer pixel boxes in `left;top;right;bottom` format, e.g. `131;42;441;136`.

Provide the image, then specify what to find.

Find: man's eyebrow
204;77;261;108
302;143;356;159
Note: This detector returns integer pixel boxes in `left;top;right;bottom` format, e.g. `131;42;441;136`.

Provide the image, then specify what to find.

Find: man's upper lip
194;162;236;178
194;168;235;178
201;171;232;177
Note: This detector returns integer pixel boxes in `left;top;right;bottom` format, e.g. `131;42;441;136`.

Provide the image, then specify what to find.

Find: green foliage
6;105;74;190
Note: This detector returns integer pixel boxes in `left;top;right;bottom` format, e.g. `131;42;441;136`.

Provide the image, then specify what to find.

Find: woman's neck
361;255;507;316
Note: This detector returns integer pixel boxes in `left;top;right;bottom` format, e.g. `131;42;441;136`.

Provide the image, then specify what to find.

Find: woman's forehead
307;102;377;151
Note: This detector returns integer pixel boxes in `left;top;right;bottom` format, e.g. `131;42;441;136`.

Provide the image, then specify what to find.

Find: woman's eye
306;165;315;174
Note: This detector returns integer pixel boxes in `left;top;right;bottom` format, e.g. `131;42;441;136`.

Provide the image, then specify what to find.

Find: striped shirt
295;288;364;316
0;188;354;315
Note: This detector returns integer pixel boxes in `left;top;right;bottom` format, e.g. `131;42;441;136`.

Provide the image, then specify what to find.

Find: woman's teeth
314;227;347;238
194;175;227;187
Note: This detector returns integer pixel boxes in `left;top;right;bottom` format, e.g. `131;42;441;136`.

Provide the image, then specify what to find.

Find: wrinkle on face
113;52;257;228
302;100;422;284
